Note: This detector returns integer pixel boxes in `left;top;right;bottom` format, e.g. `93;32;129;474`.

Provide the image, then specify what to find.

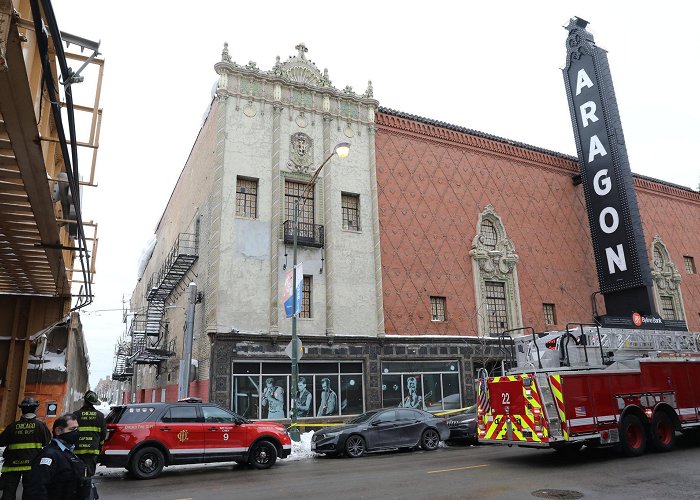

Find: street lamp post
289;142;350;441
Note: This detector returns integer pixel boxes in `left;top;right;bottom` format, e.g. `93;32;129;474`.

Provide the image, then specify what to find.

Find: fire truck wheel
650;412;676;452
619;414;647;457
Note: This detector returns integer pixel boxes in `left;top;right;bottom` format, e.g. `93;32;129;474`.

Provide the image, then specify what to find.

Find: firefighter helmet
84;390;100;405
18;397;39;410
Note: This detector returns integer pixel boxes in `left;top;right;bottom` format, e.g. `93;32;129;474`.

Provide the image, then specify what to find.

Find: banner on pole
283;263;303;318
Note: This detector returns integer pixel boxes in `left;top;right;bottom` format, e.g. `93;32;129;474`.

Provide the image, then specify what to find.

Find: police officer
73;392;105;477
23;413;90;500
0;397;51;500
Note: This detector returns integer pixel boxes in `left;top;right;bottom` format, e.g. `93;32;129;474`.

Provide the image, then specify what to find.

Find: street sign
282;263;303;318
285;338;304;360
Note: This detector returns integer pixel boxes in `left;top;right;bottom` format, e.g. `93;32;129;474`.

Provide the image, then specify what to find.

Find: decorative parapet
214;42;378;124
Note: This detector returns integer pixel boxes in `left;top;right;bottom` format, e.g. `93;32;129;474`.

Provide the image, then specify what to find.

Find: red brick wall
376;111;700;335
131;380;210;403
636;182;700;331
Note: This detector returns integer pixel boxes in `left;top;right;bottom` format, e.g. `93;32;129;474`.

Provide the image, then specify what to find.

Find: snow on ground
286;431;318;461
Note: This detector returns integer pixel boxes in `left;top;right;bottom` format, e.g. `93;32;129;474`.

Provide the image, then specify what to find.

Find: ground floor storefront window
232;361;364;420
381;361;461;412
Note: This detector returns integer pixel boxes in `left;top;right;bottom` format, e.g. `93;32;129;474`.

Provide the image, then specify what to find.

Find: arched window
650;236;685;322
470;205;523;337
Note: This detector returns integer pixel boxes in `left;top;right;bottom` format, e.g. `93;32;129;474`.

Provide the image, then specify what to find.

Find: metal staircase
127;232;198;364
112;339;133;381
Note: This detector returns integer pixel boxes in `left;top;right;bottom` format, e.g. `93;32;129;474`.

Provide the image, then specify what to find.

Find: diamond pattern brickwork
375;112;596;336
375;112;700;336
636;185;700;331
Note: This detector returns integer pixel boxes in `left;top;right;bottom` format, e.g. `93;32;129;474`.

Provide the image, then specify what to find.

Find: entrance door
158;405;205;464
202;405;248;461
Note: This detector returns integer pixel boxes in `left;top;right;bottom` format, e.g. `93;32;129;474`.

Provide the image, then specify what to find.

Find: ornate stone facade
650;235;686;321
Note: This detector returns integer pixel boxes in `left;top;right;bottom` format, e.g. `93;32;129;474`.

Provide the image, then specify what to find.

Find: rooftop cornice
214;42;378;106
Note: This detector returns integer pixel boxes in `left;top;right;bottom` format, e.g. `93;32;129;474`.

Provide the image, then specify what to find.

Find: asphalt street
87;433;700;500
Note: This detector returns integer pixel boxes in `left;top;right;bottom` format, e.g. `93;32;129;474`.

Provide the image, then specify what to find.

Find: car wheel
650;412;676;452
249;440;277;469
129;446;165;480
344;435;366;458
620;414;647;457
421;428;440;451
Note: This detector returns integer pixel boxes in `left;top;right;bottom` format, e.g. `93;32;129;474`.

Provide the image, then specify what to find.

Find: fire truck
477;325;700;456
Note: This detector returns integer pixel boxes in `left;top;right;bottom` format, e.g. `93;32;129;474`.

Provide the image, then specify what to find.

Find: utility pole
178;283;198;400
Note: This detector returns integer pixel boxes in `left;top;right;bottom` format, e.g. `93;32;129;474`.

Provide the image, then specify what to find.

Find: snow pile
286;430;318;461
28;351;67;372
95;402;112;415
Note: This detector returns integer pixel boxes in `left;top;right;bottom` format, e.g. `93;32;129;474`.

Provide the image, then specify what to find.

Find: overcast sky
52;1;700;387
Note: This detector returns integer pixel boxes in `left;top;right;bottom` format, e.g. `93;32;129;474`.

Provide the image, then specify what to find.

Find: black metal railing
146;232;199;299
283;220;324;248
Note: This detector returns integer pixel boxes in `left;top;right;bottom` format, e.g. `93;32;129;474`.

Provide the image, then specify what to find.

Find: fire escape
125;232;198;373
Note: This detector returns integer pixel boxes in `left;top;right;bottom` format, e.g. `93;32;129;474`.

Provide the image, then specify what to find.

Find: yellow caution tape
434;407;471;416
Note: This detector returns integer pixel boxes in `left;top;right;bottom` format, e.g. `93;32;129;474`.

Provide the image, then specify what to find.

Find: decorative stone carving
469;205;519;279
364;80;373;98
650;235;685;320
221;42;232;63
470;205;523;337
274;42;328;87
288;132;314;172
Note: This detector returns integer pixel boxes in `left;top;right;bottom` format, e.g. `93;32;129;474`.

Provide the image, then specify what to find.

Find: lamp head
334;142;350;159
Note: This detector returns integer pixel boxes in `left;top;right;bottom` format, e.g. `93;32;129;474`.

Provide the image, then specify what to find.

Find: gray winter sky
52;1;700;387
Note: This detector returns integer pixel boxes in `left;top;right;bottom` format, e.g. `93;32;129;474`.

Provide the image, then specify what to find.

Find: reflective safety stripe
1;465;32;472
79;427;103;433
74;449;100;455
7;442;43;450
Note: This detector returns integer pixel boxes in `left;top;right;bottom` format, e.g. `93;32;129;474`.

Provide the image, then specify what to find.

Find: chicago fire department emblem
177;429;189;443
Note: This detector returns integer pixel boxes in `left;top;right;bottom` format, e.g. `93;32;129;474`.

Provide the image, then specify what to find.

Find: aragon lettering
575;67;626;275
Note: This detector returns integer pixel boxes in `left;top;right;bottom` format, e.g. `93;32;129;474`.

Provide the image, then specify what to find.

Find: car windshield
347;410;380;424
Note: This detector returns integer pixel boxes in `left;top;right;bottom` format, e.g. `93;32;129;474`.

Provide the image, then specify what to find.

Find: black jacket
0;415;51;473
22;440;89;500
74;404;106;456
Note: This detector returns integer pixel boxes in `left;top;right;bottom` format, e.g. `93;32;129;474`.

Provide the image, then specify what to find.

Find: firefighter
0;397;51;500
23;413;91;500
73;391;106;477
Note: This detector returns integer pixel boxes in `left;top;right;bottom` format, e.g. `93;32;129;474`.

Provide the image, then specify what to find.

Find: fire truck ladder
512;324;700;371
533;373;564;441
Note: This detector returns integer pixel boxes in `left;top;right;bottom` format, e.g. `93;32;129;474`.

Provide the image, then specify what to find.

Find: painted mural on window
381;361;461;412
232;362;363;420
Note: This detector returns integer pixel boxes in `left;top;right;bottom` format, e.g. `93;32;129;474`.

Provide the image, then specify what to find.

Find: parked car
311;408;450;458
445;404;478;445
99;398;291;479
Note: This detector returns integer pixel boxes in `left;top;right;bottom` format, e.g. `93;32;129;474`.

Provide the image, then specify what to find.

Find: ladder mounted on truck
499;324;700;374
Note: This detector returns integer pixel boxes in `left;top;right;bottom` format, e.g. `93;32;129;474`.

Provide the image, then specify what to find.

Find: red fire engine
477;325;700;456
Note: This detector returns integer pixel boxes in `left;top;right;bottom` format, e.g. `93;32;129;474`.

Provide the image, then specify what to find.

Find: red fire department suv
99;398;291;479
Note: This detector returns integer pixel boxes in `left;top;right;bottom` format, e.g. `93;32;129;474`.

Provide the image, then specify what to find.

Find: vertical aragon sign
562;18;656;318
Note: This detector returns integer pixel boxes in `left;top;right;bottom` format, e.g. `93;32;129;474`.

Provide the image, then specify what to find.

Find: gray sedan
311;408;450;458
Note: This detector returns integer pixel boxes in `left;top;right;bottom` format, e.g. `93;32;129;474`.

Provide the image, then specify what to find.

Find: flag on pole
283;263;303;318
476;368;491;414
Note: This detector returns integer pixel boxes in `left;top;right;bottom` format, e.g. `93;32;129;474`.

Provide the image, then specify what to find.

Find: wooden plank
0;167;21;179
0;25;66;293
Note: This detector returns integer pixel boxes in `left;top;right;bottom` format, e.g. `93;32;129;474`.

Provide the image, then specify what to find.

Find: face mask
59;429;80;446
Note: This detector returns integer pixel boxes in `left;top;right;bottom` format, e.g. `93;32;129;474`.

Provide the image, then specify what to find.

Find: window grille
341;193;360;231
660;296;677;321
285;180;314;227
480;220;497;250
430;296;446;322
485;281;508;333
301;275;312;318
235;177;258;218
543;303;556;325
684;256;696;274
